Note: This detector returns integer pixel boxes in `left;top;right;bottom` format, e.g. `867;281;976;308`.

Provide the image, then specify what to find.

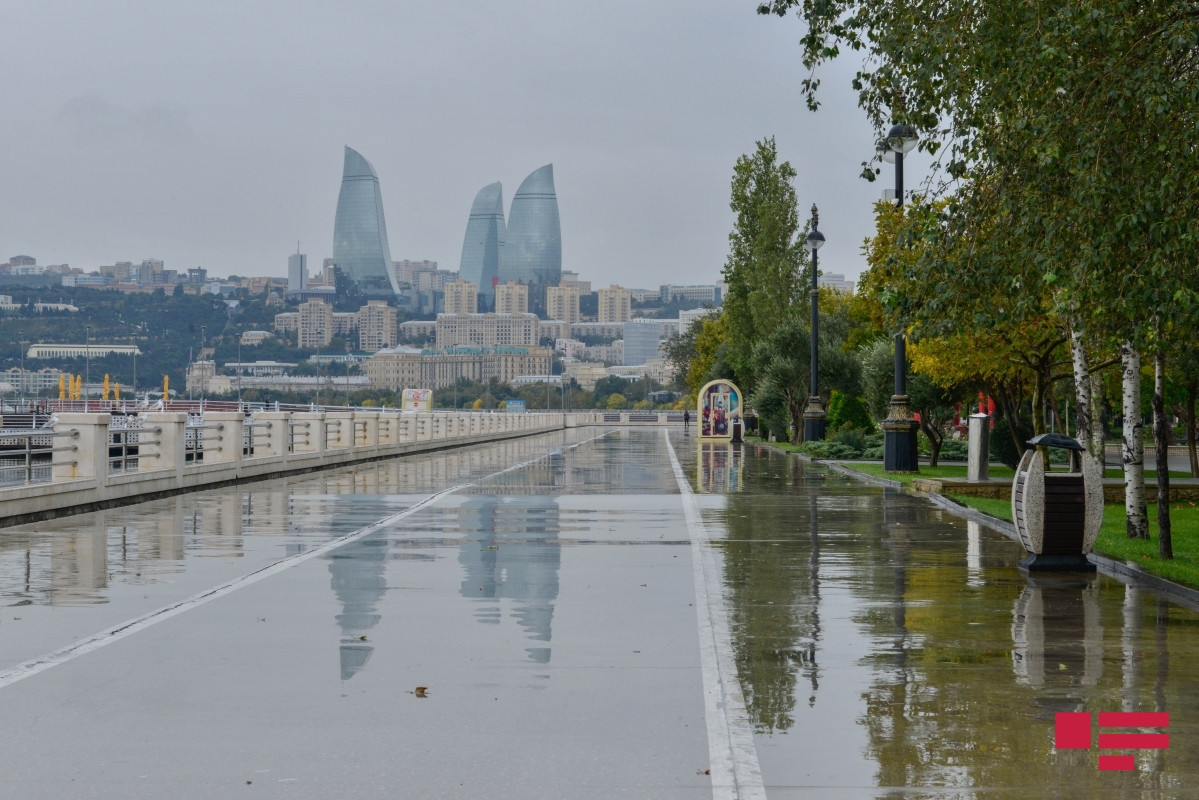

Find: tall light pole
18;329;24;408
880;123;920;472
85;324;92;410
802;205;826;442
236;337;243;404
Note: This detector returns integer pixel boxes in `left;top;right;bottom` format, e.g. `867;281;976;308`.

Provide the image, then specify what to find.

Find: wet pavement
0;428;1197;798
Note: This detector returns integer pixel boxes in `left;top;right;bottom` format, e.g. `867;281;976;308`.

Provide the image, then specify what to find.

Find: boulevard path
0;428;1197;799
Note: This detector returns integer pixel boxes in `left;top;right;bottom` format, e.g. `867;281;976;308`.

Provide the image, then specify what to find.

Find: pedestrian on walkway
683;409;690;433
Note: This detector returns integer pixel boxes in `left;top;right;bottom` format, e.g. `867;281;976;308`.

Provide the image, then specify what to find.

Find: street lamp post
85;324;92;410
802;205;827;442
881;122;920;472
18;329;25;409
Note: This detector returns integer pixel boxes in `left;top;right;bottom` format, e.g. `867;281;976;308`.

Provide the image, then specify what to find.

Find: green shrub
939;439;969;461
862;445;885;460
801;440;833;458
832;428;867;454
827;390;877;433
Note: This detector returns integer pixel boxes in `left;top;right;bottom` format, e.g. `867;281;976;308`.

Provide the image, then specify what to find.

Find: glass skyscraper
498;164;561;289
332;146;400;295
458;181;506;305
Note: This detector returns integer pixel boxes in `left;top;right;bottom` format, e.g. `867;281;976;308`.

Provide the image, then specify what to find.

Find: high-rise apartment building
357;300;397;352
545;284;581;325
494;281;529;315
458;182;505;306
332;146;399;295
298;299;334;349
444;280;479;315
597;285;632;323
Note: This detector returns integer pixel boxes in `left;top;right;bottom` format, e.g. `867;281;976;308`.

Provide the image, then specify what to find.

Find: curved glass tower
332;146;400;295
498;164;561;288
458;181;506;304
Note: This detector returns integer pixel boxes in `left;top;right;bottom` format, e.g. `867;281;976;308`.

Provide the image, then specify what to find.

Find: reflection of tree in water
851;505;1199;794
328;531;389;680
719;455;820;733
458;494;561;663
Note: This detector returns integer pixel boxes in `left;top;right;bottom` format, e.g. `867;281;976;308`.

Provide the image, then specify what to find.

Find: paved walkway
1;428;1197;798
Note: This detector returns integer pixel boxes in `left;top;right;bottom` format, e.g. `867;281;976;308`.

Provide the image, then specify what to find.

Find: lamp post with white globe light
879;122;920;472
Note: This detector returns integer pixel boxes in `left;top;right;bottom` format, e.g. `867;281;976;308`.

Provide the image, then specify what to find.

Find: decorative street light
802;205;826;442
880;122;920;472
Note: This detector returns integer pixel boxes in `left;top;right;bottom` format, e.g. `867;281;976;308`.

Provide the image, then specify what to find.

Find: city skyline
0;2;931;292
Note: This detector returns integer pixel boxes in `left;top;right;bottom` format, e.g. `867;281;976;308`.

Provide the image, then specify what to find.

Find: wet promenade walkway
0;429;1196;798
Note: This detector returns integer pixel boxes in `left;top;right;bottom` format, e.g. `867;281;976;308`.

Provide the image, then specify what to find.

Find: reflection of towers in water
1011;574;1104;696
458;494;560;663
328;531;389;680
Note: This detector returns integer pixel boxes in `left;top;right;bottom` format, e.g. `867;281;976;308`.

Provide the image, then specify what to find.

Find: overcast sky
0;1;931;289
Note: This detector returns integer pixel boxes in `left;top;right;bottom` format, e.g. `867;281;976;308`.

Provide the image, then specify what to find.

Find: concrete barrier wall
5;410;582;527
0;409;688;527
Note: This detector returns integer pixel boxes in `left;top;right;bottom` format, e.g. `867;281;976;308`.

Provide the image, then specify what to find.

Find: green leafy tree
721;137;807;391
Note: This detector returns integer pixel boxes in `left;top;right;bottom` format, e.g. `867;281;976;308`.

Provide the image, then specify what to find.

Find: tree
760;0;1199;554
721;137;807;391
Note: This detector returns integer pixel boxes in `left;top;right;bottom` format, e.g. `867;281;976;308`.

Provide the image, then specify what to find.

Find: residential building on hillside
357;300;397;352
444;280;479;315
365;345;553;390
597;285;632;323
434;312;540;348
659;283;722;304
546;284;581;324
298;299;334;349
494;281;529;315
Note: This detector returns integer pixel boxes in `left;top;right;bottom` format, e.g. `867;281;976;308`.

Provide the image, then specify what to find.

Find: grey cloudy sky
0;1;931;289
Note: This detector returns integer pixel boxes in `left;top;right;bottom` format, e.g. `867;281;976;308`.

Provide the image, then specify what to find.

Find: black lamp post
802;204;826;442
880;122;920;472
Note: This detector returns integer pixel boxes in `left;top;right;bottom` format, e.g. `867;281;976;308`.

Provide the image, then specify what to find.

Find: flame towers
332;146;400;295
458;181;506;305
498;164;561;294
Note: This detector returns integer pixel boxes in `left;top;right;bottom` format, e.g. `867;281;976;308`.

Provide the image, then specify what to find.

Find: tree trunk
790;394;804;445
1187;379;1198;478
1122;340;1148;539
1069;324;1105;460
921;416;943;467
1153;345;1172;558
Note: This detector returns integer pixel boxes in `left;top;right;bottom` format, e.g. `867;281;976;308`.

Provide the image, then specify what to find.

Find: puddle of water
693;441;1199;798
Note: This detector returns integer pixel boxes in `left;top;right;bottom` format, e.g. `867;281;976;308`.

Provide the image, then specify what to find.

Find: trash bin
1011;433;1103;571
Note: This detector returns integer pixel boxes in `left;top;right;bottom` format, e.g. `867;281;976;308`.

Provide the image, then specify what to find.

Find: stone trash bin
1011;433;1103;571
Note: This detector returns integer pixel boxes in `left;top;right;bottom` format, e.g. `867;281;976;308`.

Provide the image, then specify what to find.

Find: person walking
683;409;690;433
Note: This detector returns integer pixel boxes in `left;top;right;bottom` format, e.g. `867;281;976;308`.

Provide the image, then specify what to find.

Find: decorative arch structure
696;379;742;440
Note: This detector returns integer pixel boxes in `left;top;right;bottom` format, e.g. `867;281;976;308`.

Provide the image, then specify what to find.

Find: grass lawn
849;463;1016;485
1092;511;1199;588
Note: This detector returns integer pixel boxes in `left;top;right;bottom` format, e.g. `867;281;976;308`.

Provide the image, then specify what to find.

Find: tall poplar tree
721;137;807;391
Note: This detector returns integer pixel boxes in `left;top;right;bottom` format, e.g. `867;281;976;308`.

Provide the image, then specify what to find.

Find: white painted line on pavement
0;430;612;691
665;430;767;800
